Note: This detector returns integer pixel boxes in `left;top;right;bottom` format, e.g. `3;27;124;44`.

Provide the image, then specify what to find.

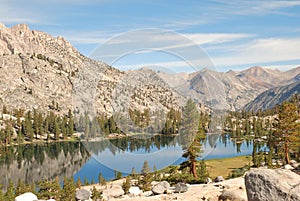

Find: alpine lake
0;133;268;189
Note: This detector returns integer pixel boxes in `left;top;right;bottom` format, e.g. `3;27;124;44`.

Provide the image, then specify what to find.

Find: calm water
0;134;264;188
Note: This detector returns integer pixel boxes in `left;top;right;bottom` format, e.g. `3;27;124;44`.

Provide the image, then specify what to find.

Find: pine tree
24;111;34;141
68;109;74;136
91;186;102;200
141;161;151;175
38;177;61;200
116;171;122;180
131;167;137;178
198;160;209;182
76;178;82;189
275;102;300;164
61;177;76;201
54;117;61;140
84;177;89;186
181;137;203;179
122;177;131;194
98;172;106;185
179;99;202;179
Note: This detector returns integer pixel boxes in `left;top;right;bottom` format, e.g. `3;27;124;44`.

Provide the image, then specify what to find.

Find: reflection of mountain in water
84;135;182;155
0;142;90;189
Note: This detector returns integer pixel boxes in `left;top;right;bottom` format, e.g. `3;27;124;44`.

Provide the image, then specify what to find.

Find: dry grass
205;155;252;179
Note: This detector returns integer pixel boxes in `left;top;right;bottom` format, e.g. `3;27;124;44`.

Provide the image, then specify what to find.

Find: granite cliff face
0;24;184;116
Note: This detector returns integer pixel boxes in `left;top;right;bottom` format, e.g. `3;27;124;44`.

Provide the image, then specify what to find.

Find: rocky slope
158;66;300;110
0;24;185;117
1;23;299;115
244;80;300;112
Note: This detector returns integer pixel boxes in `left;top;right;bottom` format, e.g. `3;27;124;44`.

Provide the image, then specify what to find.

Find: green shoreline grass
205;155;252;179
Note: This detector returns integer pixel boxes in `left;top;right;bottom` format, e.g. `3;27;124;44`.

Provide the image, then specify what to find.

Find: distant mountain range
0;23;299;114
244;80;300;112
157;66;300;110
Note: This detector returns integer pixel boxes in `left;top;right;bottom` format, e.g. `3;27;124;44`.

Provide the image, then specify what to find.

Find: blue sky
1;0;300;72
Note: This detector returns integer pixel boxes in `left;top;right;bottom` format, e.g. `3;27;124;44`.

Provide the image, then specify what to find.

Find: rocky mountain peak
0;23;82;64
0;23;7;30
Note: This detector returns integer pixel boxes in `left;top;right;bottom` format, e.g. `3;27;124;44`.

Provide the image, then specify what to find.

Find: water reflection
0;142;90;189
0;134;267;188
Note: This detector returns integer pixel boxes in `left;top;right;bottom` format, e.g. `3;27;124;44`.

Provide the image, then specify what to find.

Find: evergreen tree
23;111;34;141
38;177;61;200
141;161;151;175
68;109;74;136
116;171;122;180
91;186;102;200
179;99;202;179
198;160;209;182
181;137;203;179
122;177;131;194
61;177;76;201
131;167;137;178
98;172;106;185
84;177;89;186
54;117;61;140
179;99;200;147
4;121;14;145
76;178;82;189
275;102;300;164
61;116;68;139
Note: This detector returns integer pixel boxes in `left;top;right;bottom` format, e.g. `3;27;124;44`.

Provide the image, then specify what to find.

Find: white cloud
111;36;300;72
212;0;300;16
212;37;300;67
264;64;300;72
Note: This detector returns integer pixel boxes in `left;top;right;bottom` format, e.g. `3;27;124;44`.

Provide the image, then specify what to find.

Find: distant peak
12;23;30;31
226;69;236;74
0;22;6;30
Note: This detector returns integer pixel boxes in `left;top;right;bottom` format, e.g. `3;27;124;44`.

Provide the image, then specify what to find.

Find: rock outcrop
151;181;170;195
75;189;91;201
102;185;125;199
218;188;247;201
245;169;300;201
14;192;38;201
174;182;188;193
0;24;186;117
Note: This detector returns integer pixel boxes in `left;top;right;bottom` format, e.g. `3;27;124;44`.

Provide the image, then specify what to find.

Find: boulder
143;191;153;197
214;176;224;182
218;189;247;201
75;189;90;200
38;199;56;201
152;181;170;195
206;177;212;184
174;182;188;193
284;164;294;170
128;186;142;196
245;169;300;201
290;160;299;168
15;192;38;201
102;185;125;198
